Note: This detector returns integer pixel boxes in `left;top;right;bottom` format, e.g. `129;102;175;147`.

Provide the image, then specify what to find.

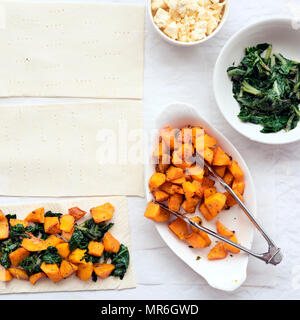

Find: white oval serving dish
214;17;300;145
145;102;257;291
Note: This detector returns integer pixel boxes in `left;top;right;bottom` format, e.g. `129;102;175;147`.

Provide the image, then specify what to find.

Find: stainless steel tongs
154;160;283;266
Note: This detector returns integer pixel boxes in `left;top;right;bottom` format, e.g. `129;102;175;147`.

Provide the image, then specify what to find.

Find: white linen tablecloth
0;0;299;300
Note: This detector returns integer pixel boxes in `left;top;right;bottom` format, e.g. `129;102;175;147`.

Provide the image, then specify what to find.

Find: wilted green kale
44;211;63;218
69;218;113;251
20;253;43;275
42;246;62;264
227;43;300;133
103;244;130;280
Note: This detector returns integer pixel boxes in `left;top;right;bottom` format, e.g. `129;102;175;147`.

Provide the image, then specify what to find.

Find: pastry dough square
0;197;136;294
0;101;144;197
0;1;145;98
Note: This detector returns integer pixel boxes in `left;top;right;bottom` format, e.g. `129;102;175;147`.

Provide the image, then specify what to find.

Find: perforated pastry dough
0;101;144;197
0;197;136;294
0;1;144;98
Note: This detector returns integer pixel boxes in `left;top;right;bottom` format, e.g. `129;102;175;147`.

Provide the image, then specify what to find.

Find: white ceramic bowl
214;17;300;145
148;0;229;47
145;102;257;291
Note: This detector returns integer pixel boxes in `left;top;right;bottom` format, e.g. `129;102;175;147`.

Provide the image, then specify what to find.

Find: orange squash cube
168;218;188;240
68;207;87;221
25;207;45;223
103;232;120;253
60;214;75;233
88;241;104;257
94;263;115;279
9;247;30;267
44;217;61;234
144;202;170;222
90;203;115;223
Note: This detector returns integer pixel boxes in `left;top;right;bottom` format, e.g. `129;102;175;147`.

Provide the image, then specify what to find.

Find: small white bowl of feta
149;0;229;46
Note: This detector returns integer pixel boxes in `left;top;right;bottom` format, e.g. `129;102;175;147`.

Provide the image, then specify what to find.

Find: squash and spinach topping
0;204;129;284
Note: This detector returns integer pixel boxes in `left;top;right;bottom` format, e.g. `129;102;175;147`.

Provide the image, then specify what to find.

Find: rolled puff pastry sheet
0;1;145;98
0;101;144;197
0;197;136;294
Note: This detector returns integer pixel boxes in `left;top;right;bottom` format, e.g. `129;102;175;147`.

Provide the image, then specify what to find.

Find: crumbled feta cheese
164;21;179;39
154;8;170;29
151;0;167;12
151;0;226;42
207;14;218;35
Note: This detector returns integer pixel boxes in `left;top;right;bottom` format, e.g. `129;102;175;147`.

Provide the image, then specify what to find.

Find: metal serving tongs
154;161;283;266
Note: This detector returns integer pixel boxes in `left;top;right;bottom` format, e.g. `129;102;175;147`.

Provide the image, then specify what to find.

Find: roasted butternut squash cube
194;134;217;151
153;190;169;202
90;203;115;223
168;193;183;212
88;241;104;257
153;141;168;159
224;190;244;207
149;172;166;191
62;229;74;241
60;259;78;279
160;126;176;150
45;235;64;248
205;193;226;217
182;196;200;214
68;207;87;221
0;211;9;240
181;127;193;144
229;161;244;181
160;182;175;195
144;202;170;222
199;231;211;247
171;184;184;194
60;214;75;233
68;248;87;264
202;177;215;189
166;166;183;181
207;242;228;260
200;203;214;221
192;180;204;198
0;265;12;282
223;171;234;186
56;242;71;259
204;187;217;200
216;221;234;238
203;148;214;164
29;272;46;285
186;165;204;181
94;263;115;279
185;233;207;248
213;166;226;178
191;127;204;144
8;267;29;280
171;177;186;185
156;154;171;173
182;181;196;199
9;247;30;267
168;218;188;240
25;207;45;223
22;236;47;252
212;147;231;166
9;219;28;228
232;180;245;195
224;235;240;254
77;262;93;281
40;262;63;283
44;217;61;234
103;232;120;253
